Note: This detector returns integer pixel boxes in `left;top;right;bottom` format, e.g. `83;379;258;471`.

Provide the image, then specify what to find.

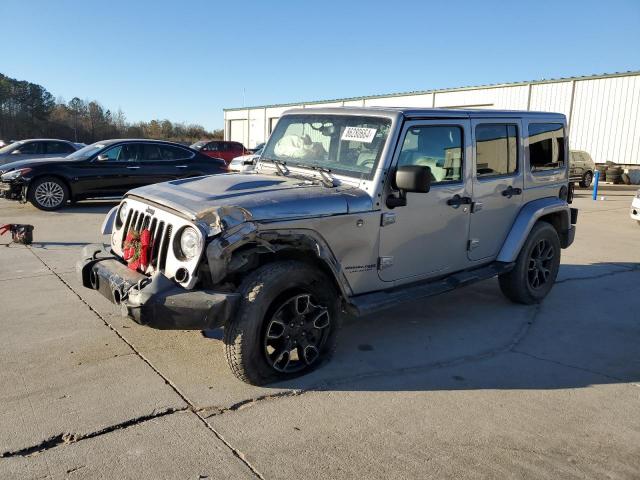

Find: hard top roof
281;106;566;120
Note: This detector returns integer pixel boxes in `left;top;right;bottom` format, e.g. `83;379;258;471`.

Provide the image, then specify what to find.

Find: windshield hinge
381;212;396;227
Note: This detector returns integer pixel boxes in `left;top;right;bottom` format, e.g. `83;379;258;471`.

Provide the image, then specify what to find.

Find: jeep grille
121;207;174;273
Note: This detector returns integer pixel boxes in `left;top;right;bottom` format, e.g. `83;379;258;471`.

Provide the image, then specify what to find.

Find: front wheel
579;171;593;188
28;176;69;211
498;222;561;305
224;260;341;385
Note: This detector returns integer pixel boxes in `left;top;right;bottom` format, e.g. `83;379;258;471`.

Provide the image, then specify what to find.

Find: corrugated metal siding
365;93;434;107
529;81;573;117
434;85;528;109
570;76;640;164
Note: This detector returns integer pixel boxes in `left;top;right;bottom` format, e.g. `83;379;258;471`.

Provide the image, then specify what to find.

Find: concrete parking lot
0;188;639;479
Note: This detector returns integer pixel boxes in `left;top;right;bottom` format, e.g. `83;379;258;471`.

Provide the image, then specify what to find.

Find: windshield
0;141;22;154
66;142;106;160
262;115;391;179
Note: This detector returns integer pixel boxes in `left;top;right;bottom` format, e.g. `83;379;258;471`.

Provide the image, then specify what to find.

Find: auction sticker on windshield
341;127;377;143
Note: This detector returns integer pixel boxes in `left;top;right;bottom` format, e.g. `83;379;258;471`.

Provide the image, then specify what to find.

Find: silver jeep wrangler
78;107;577;385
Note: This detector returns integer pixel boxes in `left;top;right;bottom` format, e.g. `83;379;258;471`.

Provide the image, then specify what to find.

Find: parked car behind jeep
0;139;80;166
79;107;577;385
569;150;596;188
0;139;227;210
191;140;248;164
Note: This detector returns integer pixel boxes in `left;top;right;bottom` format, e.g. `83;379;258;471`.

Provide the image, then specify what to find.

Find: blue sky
1;0;638;130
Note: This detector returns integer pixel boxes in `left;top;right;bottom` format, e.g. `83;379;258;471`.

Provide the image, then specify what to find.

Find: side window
16;142;40;154
101;144;139;161
120;144;140;161
397;125;463;183
141;144;162;161
158;145;193;161
528;123;565;171
101;145;123;161
204;142;220;152
475;124;518;177
46;141;75;154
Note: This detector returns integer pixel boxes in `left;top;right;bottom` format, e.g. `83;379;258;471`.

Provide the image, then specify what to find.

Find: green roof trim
224;70;640;112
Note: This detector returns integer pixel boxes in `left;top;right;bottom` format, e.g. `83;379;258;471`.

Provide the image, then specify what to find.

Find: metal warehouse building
223;71;640;166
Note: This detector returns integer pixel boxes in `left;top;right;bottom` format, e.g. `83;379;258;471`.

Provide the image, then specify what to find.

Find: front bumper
0;181;24;200
76;244;239;330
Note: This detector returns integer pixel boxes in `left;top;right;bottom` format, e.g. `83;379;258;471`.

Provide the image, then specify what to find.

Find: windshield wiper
261;157;289;176
294;164;336;187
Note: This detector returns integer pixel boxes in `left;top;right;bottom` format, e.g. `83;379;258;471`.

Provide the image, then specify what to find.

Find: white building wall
433;85;529;109
224;72;640;165
529;81;573;117
570;76;640;164
365;93;434;107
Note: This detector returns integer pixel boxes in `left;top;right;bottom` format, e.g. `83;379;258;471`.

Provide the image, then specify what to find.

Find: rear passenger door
139;143;196;184
468;120;524;261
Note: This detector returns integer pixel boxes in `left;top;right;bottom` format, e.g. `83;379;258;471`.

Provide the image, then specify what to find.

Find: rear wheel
224;260;341;385
28;176;69;211
579;171;593;188
498;222;561;305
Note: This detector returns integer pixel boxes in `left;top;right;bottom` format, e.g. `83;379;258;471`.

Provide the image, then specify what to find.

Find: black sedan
0;139;227;210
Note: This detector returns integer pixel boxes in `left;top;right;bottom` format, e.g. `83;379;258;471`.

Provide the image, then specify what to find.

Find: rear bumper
76;244;239;330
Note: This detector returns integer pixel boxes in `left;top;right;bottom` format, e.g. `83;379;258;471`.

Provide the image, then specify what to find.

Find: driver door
74;143;143;197
378;119;473;283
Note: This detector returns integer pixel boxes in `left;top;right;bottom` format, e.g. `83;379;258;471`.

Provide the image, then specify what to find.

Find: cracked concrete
1;191;639;479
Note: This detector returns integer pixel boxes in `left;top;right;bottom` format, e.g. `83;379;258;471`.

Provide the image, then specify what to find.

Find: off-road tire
28;176;69;211
223;260;341;385
579;171;593;188
498;222;561;305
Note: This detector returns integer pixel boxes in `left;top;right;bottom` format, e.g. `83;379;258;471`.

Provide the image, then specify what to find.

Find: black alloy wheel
263;293;331;373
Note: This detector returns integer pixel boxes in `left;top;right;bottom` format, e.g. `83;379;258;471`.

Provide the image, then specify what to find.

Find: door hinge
378;256;394;270
381;212;396;226
468;239;480;251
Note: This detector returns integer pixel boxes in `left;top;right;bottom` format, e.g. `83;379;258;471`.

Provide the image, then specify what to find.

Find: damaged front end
76;241;239;330
78;197;350;330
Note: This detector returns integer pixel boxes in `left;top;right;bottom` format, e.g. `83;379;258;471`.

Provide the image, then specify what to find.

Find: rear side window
141;144;162;161
46;141;75;154
158;145;193;160
475;124;518;177
528;123;565;171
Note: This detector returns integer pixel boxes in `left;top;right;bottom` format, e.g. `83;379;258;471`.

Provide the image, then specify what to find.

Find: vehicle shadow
250;262;640;392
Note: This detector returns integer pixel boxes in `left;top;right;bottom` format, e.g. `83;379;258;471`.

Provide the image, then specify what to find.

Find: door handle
126;166;140;170
175;165;188;168
446;195;473;208
501;186;522;198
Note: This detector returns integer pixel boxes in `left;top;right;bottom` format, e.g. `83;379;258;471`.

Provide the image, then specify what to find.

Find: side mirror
96;154;109;162
387;165;431;208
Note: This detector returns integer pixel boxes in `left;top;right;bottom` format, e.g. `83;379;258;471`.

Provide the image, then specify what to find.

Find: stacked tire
605;165;623;184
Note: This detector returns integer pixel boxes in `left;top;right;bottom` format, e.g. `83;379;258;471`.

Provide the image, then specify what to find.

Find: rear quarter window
528;123;565;172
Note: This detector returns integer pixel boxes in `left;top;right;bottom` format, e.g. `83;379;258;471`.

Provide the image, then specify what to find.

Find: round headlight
179;227;201;260
118;201;129;224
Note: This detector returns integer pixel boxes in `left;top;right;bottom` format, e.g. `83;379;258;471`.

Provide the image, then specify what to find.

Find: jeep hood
127;173;372;225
